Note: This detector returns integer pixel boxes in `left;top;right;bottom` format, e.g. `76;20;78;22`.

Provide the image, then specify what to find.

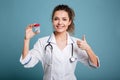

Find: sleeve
76;48;100;68
88;56;100;68
20;39;44;68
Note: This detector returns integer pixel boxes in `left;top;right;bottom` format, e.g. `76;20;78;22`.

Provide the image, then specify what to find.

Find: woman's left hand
77;35;90;51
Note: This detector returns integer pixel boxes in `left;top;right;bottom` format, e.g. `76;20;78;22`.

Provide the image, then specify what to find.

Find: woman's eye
54;18;58;21
63;18;67;21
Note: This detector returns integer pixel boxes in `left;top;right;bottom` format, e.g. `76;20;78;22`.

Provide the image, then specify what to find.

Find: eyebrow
54;16;69;18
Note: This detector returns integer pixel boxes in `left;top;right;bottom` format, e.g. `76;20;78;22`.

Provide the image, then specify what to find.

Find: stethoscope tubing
44;35;76;63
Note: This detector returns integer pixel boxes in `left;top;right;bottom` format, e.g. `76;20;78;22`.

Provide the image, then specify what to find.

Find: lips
56;25;64;29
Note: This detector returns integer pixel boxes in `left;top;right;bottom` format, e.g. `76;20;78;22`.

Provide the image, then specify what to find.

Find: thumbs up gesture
77;35;90;51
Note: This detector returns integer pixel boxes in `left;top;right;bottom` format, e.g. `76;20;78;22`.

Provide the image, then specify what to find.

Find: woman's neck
54;31;67;41
54;31;68;50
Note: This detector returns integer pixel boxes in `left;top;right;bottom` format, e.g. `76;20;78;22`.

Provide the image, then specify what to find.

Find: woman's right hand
25;24;39;40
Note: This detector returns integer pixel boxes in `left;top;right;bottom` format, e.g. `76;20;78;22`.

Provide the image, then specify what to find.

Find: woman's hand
77;35;99;67
77;35;90;51
25;24;39;40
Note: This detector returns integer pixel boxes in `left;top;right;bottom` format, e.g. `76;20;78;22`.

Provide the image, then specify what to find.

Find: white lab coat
20;32;100;80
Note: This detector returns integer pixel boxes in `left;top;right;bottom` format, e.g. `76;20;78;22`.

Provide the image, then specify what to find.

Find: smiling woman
52;5;75;34
20;4;100;80
52;10;71;34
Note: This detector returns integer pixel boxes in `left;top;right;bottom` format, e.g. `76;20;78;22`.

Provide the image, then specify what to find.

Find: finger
26;24;34;29
29;24;34;28
34;31;40;35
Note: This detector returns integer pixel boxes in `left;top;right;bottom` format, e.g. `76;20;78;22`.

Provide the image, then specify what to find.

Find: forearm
22;38;30;59
22;23;37;59
77;35;99;67
85;47;98;67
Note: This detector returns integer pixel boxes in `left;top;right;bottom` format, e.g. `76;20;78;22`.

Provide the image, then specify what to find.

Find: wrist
24;36;30;41
85;45;91;51
24;37;30;46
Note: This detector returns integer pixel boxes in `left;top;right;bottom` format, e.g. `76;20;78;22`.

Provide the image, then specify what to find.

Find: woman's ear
68;20;72;26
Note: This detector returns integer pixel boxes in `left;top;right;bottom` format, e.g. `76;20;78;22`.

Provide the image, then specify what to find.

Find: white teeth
57;26;64;28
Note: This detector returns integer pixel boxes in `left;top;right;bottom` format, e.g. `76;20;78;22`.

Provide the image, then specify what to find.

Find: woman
20;4;100;80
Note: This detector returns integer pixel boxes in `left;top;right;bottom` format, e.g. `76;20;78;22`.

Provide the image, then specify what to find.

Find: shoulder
37;36;50;43
38;36;49;41
33;35;50;48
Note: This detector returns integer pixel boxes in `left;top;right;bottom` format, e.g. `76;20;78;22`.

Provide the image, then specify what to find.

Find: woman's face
52;10;71;33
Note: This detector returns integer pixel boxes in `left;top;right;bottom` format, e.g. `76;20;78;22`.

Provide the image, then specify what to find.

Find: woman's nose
58;20;62;25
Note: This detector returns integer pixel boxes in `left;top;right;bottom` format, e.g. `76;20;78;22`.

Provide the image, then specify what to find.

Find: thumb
34;31;40;35
82;35;86;41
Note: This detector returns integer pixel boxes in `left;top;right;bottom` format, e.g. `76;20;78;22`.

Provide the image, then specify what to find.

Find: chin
55;30;66;33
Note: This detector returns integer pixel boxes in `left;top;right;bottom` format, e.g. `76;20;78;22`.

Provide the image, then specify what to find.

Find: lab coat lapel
47;33;56;44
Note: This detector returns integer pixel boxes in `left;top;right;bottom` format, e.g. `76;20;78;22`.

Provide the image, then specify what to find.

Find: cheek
52;21;55;26
66;25;69;30
52;21;56;29
65;22;70;27
52;21;57;25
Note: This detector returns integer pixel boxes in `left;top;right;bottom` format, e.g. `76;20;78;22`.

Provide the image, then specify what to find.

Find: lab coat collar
47;32;74;44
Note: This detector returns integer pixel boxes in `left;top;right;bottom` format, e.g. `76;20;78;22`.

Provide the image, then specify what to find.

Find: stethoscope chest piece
70;57;76;63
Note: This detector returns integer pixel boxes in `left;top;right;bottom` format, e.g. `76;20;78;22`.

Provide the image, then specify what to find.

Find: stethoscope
44;36;77;63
